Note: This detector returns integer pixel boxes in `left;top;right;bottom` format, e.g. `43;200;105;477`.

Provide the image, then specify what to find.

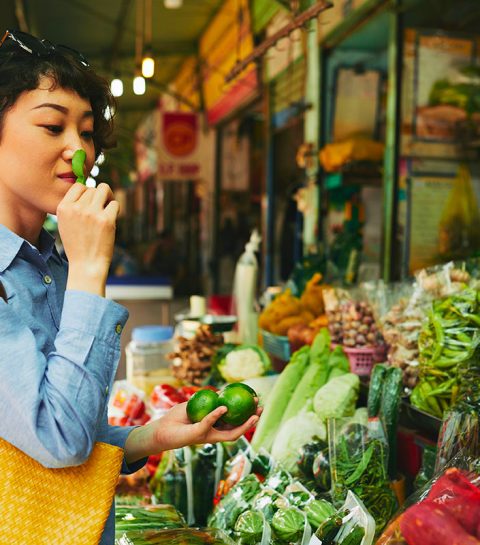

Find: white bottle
233;229;261;344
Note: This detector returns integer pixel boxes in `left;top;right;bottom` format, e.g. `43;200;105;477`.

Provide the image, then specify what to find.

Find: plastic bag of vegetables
376;467;480;545
208;474;262;537
115;505;186;535
271;506;311;545
235;510;272;545
311;491;375;545
328;418;397;534
149;447;194;525
115;527;236;545
192;443;224;526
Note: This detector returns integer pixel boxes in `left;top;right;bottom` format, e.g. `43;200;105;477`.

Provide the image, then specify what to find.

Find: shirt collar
0;224;57;273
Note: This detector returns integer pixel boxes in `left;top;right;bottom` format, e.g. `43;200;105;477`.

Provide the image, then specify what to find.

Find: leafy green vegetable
367;364;388;418
271;411;327;471
271;507;306;543
280;329;331;424
234;510;265;544
313;373;359;421
72;149;86;185
251;346;310;452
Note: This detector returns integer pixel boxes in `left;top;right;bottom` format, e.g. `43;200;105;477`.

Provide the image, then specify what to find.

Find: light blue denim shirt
0;224;146;544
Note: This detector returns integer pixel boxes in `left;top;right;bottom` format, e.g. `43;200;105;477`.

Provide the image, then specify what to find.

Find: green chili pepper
72;149;86;185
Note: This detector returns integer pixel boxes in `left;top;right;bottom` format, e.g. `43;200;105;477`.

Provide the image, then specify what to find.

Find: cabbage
271;411;326;472
313;373;360;421
219;345;271;382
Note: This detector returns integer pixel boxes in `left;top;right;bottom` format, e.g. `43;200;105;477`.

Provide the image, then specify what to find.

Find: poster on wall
332;67;381;141
408;175;455;272
402;28;480;158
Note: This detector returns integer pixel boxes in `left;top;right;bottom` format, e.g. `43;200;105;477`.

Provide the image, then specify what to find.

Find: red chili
150;384;186;409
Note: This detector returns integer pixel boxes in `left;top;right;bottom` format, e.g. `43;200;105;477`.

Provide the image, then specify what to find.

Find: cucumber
380;367;403;479
339;525;365;545
367;364;388;417
314;511;346;545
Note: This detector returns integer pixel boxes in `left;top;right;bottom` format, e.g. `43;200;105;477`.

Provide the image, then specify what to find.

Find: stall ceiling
0;0;225;131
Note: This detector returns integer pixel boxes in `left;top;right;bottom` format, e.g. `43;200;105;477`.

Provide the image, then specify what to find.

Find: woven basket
0;437;123;544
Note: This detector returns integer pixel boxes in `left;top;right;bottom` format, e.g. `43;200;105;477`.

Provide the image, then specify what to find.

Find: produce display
259;273;328;338
111;260;480;545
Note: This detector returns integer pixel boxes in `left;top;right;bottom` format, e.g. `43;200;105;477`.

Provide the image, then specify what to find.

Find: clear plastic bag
192;443;224;526
309;491;375;545
150;447;194;525
376;466;480;545
329;418;397;534
115;527;236;545
115;504;186;534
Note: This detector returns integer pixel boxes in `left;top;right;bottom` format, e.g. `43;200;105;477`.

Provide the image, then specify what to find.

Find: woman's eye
43;125;62;134
81;130;94;140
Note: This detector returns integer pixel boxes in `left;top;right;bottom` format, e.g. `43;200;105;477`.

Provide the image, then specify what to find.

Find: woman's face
0;76;96;219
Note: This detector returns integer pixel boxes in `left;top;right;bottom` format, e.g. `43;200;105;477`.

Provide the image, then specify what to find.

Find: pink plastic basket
343;345;387;376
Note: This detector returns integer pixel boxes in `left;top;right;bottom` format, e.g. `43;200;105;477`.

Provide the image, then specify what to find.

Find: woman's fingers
209;414;260;443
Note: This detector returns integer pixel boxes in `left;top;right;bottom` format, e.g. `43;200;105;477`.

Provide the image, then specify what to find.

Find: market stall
109;257;480;545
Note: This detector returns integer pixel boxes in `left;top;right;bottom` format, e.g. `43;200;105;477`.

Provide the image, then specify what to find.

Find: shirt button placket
43;274;52;285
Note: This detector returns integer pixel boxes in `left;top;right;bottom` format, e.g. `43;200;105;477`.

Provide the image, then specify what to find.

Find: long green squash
250;345;310;452
280;329;331;425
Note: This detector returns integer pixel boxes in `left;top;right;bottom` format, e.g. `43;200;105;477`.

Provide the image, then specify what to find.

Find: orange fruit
186;389;219;423
218;384;256;427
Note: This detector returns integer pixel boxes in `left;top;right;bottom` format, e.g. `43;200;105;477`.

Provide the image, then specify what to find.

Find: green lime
186;389;220;423
222;382;257;398
218;384;256;427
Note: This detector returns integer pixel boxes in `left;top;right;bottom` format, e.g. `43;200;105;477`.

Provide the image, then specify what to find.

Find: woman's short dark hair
0;42;116;157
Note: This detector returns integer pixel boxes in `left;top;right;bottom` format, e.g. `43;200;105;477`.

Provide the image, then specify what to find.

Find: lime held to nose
186;389;220;423
218;384;256;427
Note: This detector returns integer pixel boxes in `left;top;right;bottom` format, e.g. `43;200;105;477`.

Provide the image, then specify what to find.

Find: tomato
179;385;201;399
150;384;186;409
123;395;146;419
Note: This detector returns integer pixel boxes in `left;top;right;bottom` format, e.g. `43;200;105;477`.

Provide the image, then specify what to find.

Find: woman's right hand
57;182;119;297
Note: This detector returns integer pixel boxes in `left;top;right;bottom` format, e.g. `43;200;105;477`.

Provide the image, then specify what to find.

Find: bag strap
0;281;6;303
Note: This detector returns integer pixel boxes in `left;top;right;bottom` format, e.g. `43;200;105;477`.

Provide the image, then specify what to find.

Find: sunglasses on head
0;29;89;67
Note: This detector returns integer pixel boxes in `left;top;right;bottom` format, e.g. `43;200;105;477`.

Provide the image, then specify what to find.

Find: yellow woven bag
0;437;123;544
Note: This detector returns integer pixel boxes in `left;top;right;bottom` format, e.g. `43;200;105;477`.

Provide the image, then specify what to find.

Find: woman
0;30;260;544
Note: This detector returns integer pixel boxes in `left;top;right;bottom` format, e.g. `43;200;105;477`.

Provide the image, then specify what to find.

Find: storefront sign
136;109;209;182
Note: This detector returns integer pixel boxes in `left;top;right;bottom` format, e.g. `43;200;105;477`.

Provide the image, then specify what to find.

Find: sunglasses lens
1;31;89;67
11;31;49;55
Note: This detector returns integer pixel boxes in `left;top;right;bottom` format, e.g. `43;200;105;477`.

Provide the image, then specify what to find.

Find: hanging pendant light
164;0;182;8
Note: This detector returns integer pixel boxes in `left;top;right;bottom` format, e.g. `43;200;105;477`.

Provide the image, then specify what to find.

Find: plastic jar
126;325;176;394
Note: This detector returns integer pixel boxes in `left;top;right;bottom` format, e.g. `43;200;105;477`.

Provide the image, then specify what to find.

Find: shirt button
43;275;52;285
115;323;123;334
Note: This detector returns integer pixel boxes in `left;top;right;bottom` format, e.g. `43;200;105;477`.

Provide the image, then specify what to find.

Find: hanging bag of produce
438;164;480;261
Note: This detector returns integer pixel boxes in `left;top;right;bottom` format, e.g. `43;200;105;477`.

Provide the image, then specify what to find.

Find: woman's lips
58;175;76;184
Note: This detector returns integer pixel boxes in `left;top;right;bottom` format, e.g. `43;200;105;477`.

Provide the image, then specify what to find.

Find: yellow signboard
200;0;258;124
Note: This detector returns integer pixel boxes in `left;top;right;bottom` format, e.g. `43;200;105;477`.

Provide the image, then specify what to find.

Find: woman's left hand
124;402;262;464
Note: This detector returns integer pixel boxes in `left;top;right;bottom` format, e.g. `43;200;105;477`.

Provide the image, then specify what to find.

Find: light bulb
142;56;155;78
110;78;123;97
164;0;182;8
133;75;146;95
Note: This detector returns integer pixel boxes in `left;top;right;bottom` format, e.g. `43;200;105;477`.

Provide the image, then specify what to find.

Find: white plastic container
126;325;176;394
